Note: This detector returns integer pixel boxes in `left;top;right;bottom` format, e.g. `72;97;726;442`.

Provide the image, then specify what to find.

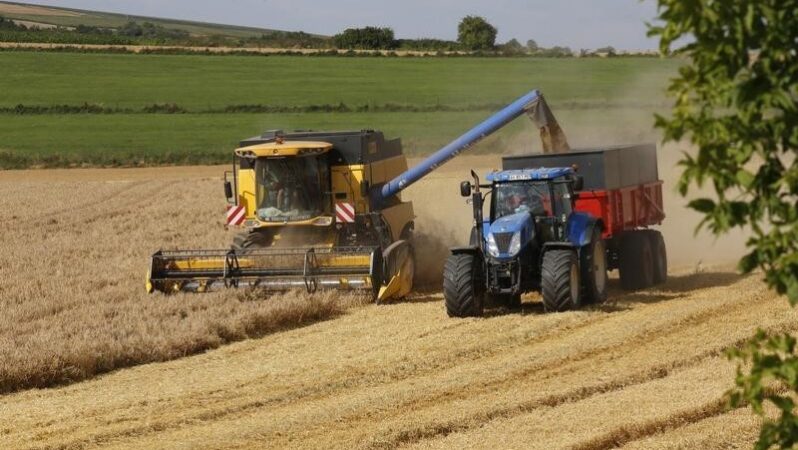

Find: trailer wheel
443;253;484;317
541;249;581;312
581;229;608;304
619;231;654;290
645;230;668;284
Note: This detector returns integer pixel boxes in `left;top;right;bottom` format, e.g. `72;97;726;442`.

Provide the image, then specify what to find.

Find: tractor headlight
508;232;521;256
487;233;500;258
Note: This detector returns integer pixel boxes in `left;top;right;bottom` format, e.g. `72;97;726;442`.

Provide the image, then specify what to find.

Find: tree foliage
457;16;497;50
333;27;396;50
650;1;798;448
649;0;798;302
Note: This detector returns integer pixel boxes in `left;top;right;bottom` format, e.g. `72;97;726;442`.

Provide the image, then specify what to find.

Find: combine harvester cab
148;89;569;302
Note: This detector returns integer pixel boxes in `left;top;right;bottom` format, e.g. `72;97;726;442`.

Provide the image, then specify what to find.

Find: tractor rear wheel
443;253;484;317
541;249;581;312
581;229;608;304
619;231;654;290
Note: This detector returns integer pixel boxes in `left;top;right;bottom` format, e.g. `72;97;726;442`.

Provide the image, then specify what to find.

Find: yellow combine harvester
147;90;567;302
148;130;416;301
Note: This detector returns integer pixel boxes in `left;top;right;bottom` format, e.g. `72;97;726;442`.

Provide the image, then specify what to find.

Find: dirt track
0;154;777;448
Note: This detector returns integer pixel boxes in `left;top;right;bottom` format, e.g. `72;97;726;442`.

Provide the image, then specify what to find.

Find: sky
21;0;662;50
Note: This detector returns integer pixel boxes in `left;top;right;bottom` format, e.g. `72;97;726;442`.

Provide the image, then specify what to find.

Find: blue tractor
444;167;607;316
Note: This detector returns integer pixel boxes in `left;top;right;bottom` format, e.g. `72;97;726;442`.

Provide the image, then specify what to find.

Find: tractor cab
488;168;578;222
476;168;580;260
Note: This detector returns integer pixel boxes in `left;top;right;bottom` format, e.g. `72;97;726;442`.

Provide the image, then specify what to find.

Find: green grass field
0;52;678;168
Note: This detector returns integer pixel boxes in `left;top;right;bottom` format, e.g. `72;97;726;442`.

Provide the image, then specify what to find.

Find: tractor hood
489;211;530;235
484;211;535;260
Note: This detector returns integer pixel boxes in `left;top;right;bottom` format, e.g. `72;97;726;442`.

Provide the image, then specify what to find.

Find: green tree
526;39;538;52
333;27;395;50
500;38;526;56
649;1;798;447
457;16;497;51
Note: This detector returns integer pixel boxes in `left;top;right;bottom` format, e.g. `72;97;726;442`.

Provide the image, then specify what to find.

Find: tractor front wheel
443;253;484;317
541;249;581;312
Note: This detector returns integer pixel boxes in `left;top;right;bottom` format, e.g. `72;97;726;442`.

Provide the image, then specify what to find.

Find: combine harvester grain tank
147;89;568;302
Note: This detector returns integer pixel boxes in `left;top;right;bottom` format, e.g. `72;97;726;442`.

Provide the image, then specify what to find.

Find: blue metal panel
379;90;542;200
565;212;598;246
486;167;573;182
489;212;528;234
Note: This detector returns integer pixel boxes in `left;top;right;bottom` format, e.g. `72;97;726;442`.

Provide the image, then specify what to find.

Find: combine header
147;90;568;301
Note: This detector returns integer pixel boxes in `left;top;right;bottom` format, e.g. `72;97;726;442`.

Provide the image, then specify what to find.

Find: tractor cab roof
486;167;573;183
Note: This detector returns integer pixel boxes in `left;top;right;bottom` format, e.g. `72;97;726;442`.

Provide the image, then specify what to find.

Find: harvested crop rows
0;156;780;448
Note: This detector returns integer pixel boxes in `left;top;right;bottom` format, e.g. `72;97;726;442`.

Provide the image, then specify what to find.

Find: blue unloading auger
379;89;570;201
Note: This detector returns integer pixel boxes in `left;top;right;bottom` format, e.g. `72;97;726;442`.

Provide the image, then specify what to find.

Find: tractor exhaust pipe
470;170;485;252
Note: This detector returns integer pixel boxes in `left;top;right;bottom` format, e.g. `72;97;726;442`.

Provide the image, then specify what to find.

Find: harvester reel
303;249;319;294
223;250;241;288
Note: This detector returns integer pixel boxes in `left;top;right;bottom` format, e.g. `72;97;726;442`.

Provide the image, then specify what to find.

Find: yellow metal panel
380;202;415;241
367;155;409;186
237;167;257;218
331;164;368;213
235;141;332;158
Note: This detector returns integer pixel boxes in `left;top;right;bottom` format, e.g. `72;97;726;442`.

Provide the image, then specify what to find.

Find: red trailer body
574;181;665;239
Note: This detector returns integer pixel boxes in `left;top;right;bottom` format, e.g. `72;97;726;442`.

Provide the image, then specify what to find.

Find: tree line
0;14;637;56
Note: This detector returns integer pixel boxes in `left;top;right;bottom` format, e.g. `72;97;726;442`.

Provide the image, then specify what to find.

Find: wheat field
0;154;784;448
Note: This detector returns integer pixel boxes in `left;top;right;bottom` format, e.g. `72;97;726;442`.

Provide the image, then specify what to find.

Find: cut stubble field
0;153;783;448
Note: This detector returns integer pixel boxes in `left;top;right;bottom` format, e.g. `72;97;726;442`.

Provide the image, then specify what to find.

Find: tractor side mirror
572;175;584;191
460;181;472;197
224;181;233;200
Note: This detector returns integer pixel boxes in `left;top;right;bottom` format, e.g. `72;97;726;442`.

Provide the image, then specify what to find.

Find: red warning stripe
226;205;246;226
335;202;355;223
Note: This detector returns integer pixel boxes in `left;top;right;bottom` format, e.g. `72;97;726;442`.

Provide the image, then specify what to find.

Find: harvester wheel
645;230;668;284
232;230;272;252
619;231;654;290
541;249;581;312
443;253;484;317
581;229;608;304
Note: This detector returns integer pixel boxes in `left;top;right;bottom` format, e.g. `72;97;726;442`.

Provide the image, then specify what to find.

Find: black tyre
443;253;484;317
581;228;608;304
541;249;581;312
619;231;654;290
645;230;668;284
232;230;273;251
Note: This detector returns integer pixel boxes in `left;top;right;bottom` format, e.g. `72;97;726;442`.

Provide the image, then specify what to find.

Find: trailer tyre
619;231;654;290
443;253;484;317
581;229;608;304
646;230;668;285
541;249;581;312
